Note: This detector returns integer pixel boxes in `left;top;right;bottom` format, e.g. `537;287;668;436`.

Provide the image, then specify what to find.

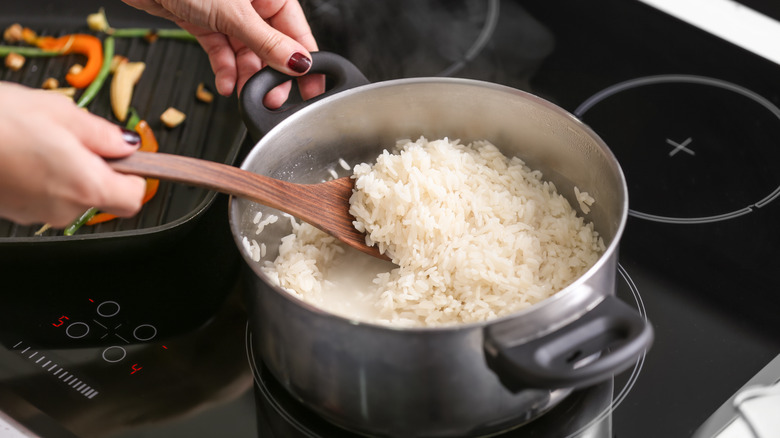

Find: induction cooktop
2;1;779;437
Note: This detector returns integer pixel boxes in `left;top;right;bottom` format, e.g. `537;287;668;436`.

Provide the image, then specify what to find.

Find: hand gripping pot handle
239;51;370;140
484;295;653;391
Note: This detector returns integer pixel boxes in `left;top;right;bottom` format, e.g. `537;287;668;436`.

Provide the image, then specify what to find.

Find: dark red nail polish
287;52;312;74
121;128;141;147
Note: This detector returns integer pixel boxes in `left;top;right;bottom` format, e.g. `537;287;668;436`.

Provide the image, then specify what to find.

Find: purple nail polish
121;128;141;146
287;52;312;74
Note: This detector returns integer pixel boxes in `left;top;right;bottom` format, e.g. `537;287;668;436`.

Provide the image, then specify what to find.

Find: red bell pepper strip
86;120;160;226
35;34;103;89
134;120;159;153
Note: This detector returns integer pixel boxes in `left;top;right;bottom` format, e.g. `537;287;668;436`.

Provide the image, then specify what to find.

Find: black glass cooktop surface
2;0;779;437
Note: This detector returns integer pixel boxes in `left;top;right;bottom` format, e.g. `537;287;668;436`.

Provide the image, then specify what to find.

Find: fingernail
287;52;312;74
121;128;141;147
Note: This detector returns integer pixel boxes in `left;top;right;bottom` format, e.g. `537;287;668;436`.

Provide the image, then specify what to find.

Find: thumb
90;165;147;218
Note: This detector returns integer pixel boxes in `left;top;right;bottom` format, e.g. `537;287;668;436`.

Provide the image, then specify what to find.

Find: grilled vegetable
110;28;196;42
86;8;110;33
41;77;59;89
86;8;196;42
4;52;25;71
63;207;99;236
195;82;214;103
46;87;77;98
2;24;37;45
110;55;127;73
76;36;114;108
110;60;145;121
0;45;62;57
3;23;23;43
21;27;38;45
35;34;103;89
160;107;186;128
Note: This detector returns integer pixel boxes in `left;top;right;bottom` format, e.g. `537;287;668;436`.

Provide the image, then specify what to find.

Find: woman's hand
122;0;324;108
0;82;146;228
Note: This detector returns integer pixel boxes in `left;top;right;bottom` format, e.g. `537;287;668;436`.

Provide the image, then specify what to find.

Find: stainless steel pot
230;52;653;437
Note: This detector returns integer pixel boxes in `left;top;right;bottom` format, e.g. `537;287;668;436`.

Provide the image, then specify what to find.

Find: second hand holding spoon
108;151;388;260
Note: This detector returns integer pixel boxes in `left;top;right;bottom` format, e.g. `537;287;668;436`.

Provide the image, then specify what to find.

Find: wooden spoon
108;151;388;260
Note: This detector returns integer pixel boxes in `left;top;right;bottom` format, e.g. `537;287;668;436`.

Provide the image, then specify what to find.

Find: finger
40;131;146;227
46;182;146;228
251;0;324;103
179;23;240;96
49;103;146;215
89;167;147;219
64;151;146;220
231;36;265;95
56;102;140;158
261;0;319;52
261;81;293;109
121;0;179;21
297;73;326;101
226;4;313;76
43;173;146;228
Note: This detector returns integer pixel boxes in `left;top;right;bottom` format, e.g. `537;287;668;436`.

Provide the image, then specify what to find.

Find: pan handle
484;295;653;391
239;51;370;140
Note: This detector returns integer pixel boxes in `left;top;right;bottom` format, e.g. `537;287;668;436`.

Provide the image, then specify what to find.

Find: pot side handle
239;51;370;140
484;295;653;391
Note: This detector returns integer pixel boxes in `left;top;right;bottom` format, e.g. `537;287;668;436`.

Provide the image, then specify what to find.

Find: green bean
110;28;197;42
64;207;99;236
76;36;114;108
0;45;62;57
125;107;141;130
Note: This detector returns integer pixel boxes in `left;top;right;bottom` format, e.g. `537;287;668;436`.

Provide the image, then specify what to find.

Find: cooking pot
230;52;653;437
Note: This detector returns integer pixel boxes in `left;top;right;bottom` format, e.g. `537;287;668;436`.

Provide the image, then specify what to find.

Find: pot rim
230;76;629;333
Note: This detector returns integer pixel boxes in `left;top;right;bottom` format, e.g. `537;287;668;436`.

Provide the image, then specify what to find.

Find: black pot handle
239;51;370;140
484;295;653;391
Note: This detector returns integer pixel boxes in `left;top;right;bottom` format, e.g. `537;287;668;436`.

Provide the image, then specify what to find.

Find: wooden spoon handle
108;151;299;214
110;151;389;260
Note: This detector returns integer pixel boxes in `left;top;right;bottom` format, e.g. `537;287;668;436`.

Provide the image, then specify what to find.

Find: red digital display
52;315;69;327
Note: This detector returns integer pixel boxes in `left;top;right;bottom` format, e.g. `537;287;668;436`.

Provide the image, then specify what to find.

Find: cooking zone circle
575;75;780;224
244;265;648;437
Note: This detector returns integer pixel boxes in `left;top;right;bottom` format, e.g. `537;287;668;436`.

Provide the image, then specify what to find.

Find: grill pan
0;1;249;345
0;4;246;245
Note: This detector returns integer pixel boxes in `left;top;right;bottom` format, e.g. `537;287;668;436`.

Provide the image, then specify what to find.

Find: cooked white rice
575;186;596;214
255;137;605;327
